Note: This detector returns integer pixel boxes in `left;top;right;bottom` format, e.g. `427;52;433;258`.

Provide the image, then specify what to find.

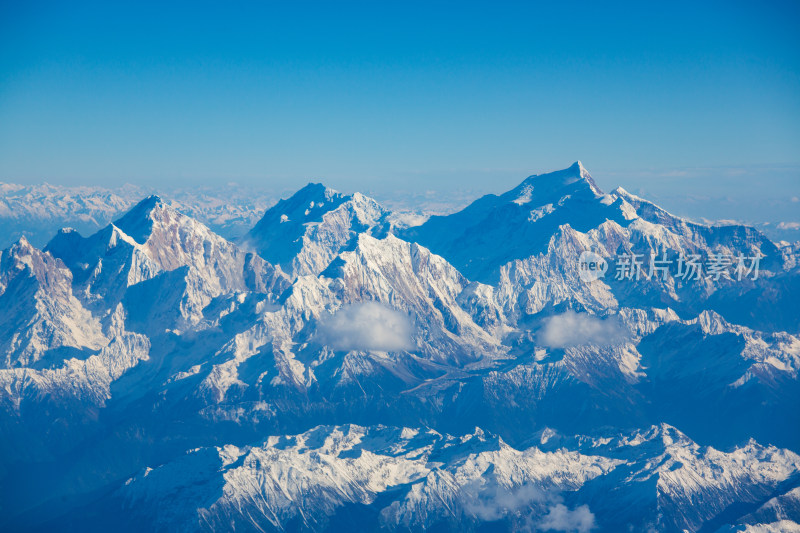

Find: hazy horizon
1;2;798;231
2;161;798;233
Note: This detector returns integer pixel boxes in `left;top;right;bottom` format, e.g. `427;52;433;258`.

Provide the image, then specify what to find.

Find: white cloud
459;480;597;532
536;503;596;533
386;210;430;229
538;311;628;348
317;301;414;352
461;481;544;521
777;221;800;230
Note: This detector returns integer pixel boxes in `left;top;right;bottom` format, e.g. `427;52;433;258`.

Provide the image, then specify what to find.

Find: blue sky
0;1;798;225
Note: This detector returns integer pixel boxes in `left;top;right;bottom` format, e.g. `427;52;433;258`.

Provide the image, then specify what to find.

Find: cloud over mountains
317;301;414;352
538;311;629;348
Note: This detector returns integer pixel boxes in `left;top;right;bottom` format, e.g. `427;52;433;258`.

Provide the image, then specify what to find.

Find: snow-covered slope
400;162;796;334
0;237;149;416
400;162;628;283
244;183;391;279
1;163;798;533
0;182;277;248
0;237;105;368
118;423;800;533
45;195;290;329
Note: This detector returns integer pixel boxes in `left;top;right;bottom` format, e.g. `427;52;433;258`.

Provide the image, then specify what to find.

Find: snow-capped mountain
243;183;391;279
1;163;798;532
117;423;800;533
44;195;289;326
0;236;105;368
0;182;278;249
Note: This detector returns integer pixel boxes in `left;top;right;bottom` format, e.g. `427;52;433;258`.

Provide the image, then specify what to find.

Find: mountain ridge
1;162;798;532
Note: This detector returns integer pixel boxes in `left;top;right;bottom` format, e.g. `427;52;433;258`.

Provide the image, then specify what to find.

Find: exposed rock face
1;163;799;532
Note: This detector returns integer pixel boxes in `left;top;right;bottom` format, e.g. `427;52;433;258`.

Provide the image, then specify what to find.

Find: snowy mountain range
1;163;798;532
0;182;279;249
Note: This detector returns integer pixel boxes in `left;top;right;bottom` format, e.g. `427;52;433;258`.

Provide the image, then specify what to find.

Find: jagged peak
347;191;388;220
252;183;389;239
254;182;346;225
350;191;378;205
515;161;603;199
113;195;165;244
111;194;197;245
637;423;693;447
289;182;343;204
6;236;50;263
128;194;165;212
611;186;643;201
15;235;32;249
609;186;695;227
298;182;331;193
574;160;602;194
3;235;56;277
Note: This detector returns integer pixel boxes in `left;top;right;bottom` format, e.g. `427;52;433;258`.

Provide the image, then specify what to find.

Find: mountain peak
506;162;603;208
245;183;390;279
298;181;330;194
290;182;341;204
7;235;39;261
611;186;638;200
129;194;164;212
399;162;628;282
113;195;171;244
4;235;52;279
250;183;348;234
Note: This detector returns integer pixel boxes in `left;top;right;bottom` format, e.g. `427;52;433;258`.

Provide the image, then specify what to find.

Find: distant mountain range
2;175;798;251
1;163;799;532
0;182;278;249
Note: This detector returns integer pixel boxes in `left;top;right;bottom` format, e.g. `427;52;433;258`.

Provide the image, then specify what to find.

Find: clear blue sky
0;1;798;223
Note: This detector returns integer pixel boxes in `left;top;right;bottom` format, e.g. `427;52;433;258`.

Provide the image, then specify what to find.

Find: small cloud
539;311;628;348
317;302;414;352
713;219;743;226
777;222;800;230
791;197;799;203
460;479;597;533
536;503;596;533
461;481;544;521
386;211;430;229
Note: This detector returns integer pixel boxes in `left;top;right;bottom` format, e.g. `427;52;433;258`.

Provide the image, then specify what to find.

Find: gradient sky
1;1;798;224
